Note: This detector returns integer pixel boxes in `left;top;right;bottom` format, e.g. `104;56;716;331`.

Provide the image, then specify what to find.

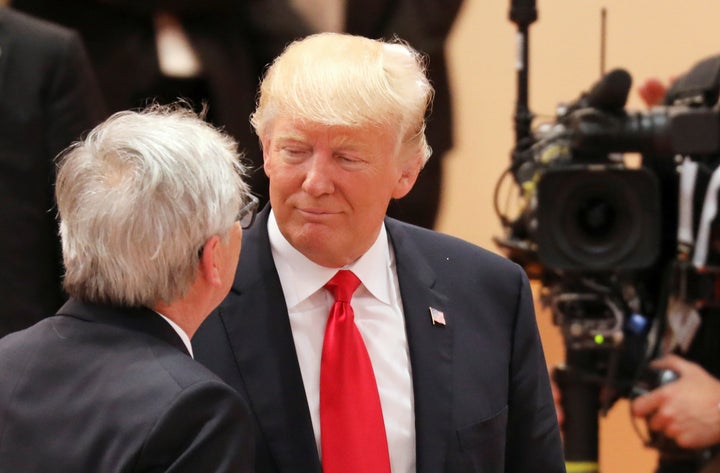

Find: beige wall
440;1;720;472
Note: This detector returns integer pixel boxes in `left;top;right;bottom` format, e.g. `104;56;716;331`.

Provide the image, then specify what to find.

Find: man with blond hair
194;33;564;473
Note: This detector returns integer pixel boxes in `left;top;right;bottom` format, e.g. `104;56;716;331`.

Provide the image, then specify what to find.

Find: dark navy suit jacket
0;299;254;472
193;207;565;473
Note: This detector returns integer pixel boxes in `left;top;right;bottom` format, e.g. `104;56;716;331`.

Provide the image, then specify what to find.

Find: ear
262;146;273;177
391;154;423;199
198;235;223;287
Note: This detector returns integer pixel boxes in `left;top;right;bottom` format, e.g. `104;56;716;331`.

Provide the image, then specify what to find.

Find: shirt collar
156;312;194;358
268;210;394;308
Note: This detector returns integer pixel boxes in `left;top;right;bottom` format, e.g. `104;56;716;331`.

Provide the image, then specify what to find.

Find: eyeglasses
237;194;259;229
197;195;260;258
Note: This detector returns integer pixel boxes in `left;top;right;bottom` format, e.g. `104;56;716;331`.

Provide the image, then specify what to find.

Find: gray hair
56;104;251;307
251;32;434;165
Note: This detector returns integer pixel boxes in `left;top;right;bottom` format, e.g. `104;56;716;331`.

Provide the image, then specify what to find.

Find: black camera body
496;54;720;409
498;60;720;276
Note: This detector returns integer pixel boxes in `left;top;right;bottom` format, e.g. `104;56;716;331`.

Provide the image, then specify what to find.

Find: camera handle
509;0;537;167
553;353;602;473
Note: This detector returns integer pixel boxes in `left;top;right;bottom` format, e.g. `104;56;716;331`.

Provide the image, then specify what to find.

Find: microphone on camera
509;0;537;26
585;68;633;111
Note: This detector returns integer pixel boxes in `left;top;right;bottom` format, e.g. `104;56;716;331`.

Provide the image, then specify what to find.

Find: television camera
496;1;720;470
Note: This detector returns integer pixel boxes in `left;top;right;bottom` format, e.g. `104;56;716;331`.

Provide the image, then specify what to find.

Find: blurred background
441;1;720;472
5;0;720;470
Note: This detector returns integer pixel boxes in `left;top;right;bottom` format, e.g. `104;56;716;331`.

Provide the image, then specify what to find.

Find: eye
279;146;311;162
335;153;366;170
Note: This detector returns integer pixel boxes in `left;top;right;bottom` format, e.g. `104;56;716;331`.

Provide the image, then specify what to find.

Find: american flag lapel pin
429;307;446;326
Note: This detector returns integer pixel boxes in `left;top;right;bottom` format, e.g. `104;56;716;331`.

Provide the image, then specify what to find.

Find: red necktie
320;270;391;473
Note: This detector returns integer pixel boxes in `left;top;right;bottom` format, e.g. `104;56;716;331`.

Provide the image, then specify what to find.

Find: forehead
269;118;398;150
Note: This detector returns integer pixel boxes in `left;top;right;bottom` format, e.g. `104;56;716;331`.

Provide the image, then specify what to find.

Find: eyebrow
273;124;380;154
331;134;364;150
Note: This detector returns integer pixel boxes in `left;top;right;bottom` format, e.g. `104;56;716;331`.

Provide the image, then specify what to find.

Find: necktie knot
324;270;361;303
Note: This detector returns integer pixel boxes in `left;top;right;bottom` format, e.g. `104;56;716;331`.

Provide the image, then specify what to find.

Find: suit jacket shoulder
0;300;254;473
386;216;527;297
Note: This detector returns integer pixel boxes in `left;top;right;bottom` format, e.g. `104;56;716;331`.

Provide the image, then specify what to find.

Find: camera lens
576;197;618;240
536;167;660;271
560;180;634;263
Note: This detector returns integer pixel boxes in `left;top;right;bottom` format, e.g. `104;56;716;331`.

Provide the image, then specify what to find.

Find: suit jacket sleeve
135;379;255;473
506;267;565;472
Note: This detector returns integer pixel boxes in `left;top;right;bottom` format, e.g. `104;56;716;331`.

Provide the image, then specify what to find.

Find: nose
301;152;335;196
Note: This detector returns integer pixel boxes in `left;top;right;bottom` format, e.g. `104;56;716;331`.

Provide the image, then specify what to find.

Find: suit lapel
386;218;453;473
218;207;321;472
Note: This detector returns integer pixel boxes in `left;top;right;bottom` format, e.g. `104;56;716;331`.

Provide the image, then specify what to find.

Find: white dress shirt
268;211;416;473
157;312;194;358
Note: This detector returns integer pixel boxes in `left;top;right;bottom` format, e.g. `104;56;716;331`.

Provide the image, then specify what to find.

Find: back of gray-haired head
56;104;250;307
251;32;434;165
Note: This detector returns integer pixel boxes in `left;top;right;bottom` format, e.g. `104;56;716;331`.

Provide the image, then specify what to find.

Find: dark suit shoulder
2;7;79;45
0;314;230;396
1;7;92;92
0;315;253;473
387;218;523;276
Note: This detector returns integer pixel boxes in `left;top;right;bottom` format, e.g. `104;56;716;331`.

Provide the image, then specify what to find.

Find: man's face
262;118;418;268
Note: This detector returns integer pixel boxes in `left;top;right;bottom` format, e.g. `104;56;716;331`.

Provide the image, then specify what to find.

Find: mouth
296;207;340;220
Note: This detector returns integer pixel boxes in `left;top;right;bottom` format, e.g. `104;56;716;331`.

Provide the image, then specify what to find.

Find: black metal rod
509;0;537;164
554;358;601;472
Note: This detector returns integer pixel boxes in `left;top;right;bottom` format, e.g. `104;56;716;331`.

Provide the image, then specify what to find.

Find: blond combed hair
251;32;434;165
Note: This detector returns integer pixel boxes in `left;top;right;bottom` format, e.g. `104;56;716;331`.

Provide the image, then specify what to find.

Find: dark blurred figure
11;0;267;199
631;57;720;473
245;0;464;229
0;6;106;338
